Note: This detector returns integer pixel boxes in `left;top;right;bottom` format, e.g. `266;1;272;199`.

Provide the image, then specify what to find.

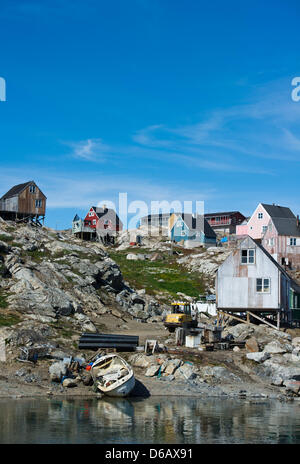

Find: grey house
216;236;300;327
140;212;179;228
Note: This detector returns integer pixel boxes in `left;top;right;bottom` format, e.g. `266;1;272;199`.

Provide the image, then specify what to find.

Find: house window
262;226;268;234
35;199;42;208
92;219;96;225
269;238;274;246
241;249;255;264
89;211;94;217
181;231;186;236
258;212;263;219
290;238;297;246
256;278;270;293
29;185;36;193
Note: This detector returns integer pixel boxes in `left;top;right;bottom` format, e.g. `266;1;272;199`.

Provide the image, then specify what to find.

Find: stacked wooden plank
78;333;139;351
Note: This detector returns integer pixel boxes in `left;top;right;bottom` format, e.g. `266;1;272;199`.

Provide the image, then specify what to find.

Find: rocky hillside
0;219;169;333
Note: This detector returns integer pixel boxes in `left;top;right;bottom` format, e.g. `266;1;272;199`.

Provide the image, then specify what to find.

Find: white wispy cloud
64;138;110;161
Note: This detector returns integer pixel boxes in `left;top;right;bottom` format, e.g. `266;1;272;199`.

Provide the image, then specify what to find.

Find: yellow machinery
164;302;198;332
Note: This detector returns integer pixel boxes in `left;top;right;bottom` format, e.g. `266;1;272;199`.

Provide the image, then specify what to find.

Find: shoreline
0;372;295;402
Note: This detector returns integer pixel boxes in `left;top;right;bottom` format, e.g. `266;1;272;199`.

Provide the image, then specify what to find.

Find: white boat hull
103;375;135;397
91;353;135;398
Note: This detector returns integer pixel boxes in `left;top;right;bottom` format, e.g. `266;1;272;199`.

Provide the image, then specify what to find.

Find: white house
216;236;300;326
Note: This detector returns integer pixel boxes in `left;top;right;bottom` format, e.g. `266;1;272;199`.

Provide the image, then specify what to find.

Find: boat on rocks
91;353;135;397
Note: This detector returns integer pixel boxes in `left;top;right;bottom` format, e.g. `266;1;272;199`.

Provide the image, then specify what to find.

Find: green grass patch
109;250;206;302
23;248;52;262
52;250;73;259
50;321;76;339
0;311;21;326
10;242;23;248
0;234;13;243
0;290;9;309
59;327;74;338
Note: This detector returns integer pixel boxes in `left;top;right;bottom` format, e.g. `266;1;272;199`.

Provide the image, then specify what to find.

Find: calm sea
0;396;300;444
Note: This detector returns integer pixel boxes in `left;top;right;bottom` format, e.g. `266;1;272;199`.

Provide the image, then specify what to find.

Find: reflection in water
0;396;300;444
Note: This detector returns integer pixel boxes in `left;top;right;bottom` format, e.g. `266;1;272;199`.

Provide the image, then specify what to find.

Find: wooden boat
91;353;135;397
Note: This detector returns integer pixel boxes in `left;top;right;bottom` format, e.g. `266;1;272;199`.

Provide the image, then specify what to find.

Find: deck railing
207;218;232;226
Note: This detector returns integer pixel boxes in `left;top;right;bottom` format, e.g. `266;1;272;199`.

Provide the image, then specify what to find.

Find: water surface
0;396;300;444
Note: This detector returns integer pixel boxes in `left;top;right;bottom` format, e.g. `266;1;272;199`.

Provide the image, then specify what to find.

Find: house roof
92;206;123;226
271;217;300;237
0;181;47;200
261;203;295;219
204;211;244;218
177;213;217;238
1;181;33;200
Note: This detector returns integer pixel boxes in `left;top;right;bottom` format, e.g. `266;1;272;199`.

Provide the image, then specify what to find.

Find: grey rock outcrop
246;352;271;363
0;221;166;325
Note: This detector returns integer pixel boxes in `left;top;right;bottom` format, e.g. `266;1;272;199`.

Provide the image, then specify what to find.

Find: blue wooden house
169;213;217;245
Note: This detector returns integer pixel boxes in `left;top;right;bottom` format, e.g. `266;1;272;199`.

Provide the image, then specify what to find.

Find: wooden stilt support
217;310;248;325
277;311;280;330
247;311;280;331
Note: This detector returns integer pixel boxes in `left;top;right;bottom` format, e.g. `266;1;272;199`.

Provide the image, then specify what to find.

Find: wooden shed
0;181;46;225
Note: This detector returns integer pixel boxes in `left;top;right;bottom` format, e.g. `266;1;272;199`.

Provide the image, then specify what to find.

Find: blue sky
1;0;300;229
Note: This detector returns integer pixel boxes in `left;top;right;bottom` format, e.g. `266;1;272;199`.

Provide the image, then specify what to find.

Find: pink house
235;219;249;237
262;215;300;270
236;203;296;240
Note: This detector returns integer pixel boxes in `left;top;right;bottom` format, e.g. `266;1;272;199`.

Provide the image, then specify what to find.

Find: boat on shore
91;353;135;397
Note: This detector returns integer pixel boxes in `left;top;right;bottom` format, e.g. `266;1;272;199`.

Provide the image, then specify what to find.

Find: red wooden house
204;211;245;235
84;205;123;234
